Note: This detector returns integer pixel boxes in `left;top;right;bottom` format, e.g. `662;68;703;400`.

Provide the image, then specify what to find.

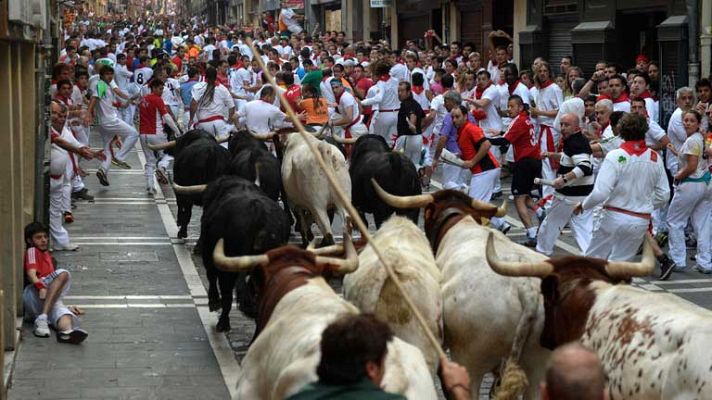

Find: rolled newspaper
440;149;466;168
534;178;556;186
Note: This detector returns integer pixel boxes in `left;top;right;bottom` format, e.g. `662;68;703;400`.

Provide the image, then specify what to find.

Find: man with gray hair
539;342;608;400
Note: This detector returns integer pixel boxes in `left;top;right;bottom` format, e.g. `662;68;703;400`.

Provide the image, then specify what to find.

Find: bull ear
540;275;560;304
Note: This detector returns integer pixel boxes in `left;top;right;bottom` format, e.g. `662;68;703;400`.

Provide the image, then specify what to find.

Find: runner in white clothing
237;86;295;136
190;67;235;139
360;58;401;146
531;62;563;200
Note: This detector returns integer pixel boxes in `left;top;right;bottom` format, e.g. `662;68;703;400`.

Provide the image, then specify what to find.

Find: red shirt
355;77;374;113
171;55;183;73
284;84;302;113
139;93;169;135
457;121;499;174
24;248;54;279
503;112;540;162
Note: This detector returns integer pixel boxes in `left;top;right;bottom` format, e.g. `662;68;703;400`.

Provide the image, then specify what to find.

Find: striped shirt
557;132;594;197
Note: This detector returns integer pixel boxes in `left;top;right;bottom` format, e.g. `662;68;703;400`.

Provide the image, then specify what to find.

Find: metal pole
687;0;700;87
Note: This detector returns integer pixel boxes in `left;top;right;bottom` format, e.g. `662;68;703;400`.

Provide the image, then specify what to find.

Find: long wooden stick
247;40;446;360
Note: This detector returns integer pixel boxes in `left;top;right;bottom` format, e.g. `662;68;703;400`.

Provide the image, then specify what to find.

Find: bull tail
492;291;538;400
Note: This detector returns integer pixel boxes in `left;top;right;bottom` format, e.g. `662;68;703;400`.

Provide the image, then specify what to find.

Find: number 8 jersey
133;65;154;96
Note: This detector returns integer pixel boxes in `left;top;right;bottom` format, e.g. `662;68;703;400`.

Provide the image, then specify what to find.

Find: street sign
370;0;393;7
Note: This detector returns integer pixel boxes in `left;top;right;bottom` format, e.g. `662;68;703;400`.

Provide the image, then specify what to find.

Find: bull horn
486;233;554;277
254;162;261;187
312;124;328;139
308;244;345;256
148;140;176;151
317;231;358;273
371;178;434;209
251;131;277;141
172;182;208;195
330;135;358;145
212;238;269;272
604;233;655;278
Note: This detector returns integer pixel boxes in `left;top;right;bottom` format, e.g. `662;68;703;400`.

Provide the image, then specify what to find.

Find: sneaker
63;211;74;224
146;187;157;196
71;188;94;202
96;169;110;186
673;265;689;272
155;168;169;184
498;222;512;235
54;243;79;251
655;231;669;249
522;237;537;248
33;316;50;338
657;254;675;281
111;159;131;169
695;265;712;275
56;328;88;344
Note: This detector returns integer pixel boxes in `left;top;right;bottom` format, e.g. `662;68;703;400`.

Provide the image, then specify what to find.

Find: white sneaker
54;243;79;251
34;316;50;338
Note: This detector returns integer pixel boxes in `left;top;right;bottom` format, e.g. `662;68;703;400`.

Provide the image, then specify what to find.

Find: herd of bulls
156;129;712;399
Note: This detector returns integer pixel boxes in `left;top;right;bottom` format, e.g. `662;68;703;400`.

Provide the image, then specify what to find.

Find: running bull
211;236;437;400
373;181;546;399
487;234;712;399
174;175;290;332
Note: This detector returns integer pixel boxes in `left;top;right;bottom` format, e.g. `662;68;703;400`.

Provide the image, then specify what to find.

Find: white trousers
667;181;712;268
468;168;506;229
539;126;560;200
140;134;170;190
50;177;70;248
195;119;231;148
394;134;423;166
120;104;136;127
488;144;503;193
97;118;139;173
536;195;593;256
368;110;398;147
586;209;649;261
441;163;469;191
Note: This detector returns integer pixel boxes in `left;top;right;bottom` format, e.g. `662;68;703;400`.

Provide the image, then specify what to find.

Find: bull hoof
177;227;187;239
239;302;258;319
208;298;222;312
216;319;231;332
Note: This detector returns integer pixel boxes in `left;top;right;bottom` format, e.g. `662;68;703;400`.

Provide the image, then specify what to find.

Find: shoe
672;265;689;272
655;231;669;249
146;187;157;196
54;243;79;251
498;222;512;235
111;159;131;169
155;168;169;184
657;254;675;281
96;169;109;186
71;188;94;202
56;328;88;344
63;211;74;224
522;237;537;248
33;316;50;338
491;191;503;200
695;265;712;275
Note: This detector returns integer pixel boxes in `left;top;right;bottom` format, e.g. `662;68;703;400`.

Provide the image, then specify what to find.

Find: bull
349;135;421;228
157;129;231;239
211;236;438;400
175;175;290;331
486;234;712;399
343;215;442;373
281;131;351;247
373;181;547;399
228;130;283;201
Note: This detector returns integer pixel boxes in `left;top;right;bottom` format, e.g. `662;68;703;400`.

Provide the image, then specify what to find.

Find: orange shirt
299;98;329;125
188;46;200;60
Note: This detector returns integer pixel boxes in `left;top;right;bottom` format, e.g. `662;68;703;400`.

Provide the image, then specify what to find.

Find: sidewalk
7;139;234;399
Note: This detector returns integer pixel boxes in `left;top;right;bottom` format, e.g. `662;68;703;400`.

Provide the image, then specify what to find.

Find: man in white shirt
190;68;235;140
279;2;304;34
114;54;137;126
531;62;564;200
330;80;368;139
487;46;509;85
360;59;402;146
630;73;659;123
202;37;217;62
630;98;670;150
237;86;293;135
404;52;429;91
608;75;631;112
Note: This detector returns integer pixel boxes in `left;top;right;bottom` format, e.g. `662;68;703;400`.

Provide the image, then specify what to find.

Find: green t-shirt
301;70;324;95
286;378;407;400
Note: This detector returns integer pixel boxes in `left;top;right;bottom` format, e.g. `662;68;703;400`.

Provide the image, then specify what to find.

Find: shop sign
370;0;393;7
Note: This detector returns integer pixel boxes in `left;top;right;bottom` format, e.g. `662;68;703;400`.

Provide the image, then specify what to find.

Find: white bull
234;277;437;400
343;216;443;373
282;132;351;246
436;217;549;398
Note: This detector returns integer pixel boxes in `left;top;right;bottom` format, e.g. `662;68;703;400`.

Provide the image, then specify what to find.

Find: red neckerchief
475;83;492;100
539;80;554;89
596;121;609;137
379;74;390;82
412;85;424;95
343;52;354;59
620;139;647;156
639;90;652;99
508;80;520;96
612;92;630;103
54;94;70;106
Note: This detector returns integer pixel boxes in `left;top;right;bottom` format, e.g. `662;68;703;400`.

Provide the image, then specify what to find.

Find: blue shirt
180;80;198;108
440;113;475;154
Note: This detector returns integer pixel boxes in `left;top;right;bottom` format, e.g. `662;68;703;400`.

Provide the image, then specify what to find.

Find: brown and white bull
486;233;712;399
281;132;351;247
343;215;443;373
212;235;437;400
373;181;548;399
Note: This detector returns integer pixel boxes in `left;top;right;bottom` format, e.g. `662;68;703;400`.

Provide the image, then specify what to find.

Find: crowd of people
28;4;712;395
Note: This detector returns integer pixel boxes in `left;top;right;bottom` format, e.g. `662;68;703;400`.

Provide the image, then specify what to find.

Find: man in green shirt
287;314;472;400
300;60;322;95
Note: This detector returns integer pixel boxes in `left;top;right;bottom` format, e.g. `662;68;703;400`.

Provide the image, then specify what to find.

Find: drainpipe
687;0;700;87
701;0;712;78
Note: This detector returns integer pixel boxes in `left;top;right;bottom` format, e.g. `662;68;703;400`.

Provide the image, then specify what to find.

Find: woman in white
360;58;401;146
666;110;712;274
190;67;235;139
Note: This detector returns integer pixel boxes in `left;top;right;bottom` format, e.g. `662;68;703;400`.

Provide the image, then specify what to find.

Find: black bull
200;175;290;332
350;134;421;227
173;130;231;239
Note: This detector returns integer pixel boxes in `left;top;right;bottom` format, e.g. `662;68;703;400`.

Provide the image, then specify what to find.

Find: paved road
8;137;712;399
